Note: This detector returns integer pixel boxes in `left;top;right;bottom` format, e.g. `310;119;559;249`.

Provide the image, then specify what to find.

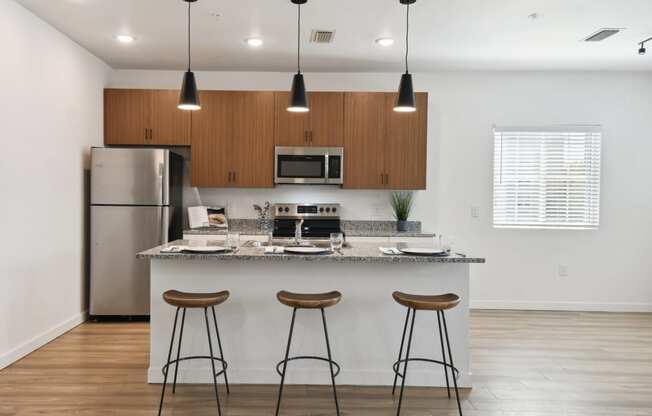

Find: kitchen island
138;241;484;388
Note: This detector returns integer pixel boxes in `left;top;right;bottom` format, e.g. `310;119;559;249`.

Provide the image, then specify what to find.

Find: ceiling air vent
310;30;336;44
584;28;624;42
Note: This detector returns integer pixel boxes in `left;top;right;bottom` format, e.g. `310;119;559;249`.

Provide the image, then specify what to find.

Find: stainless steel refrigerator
90;147;183;316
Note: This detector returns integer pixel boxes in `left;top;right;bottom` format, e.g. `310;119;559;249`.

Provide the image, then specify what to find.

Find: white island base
147;256;472;388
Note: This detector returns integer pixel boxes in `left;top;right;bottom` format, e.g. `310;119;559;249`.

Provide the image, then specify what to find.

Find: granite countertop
184;220;435;238
137;240;485;264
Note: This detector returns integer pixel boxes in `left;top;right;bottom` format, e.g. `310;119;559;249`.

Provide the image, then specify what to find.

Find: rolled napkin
264;246;285;254
161;245;187;253
379;247;402;255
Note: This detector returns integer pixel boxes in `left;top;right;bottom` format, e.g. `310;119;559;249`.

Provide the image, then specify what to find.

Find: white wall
110;69;652;312
0;0;110;368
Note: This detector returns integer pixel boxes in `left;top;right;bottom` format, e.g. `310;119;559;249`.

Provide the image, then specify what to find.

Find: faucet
294;219;304;244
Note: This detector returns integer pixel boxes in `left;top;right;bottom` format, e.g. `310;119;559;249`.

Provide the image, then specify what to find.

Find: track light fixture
394;0;417;113
178;0;200;111
638;37;652;56
287;0;309;113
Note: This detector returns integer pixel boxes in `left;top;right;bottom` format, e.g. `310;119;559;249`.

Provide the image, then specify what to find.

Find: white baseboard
470;300;652;313
0;310;87;370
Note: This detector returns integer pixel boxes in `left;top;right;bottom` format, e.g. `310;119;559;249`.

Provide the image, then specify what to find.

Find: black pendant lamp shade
287;0;309;112
395;73;416;112
394;0;417;113
179;70;200;110
288;73;309;112
178;0;200;111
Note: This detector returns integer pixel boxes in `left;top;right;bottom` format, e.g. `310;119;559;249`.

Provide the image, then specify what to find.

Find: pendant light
394;0;417;113
178;0;200;111
287;0;309;112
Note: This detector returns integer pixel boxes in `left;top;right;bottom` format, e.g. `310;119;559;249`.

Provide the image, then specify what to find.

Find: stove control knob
325;207;331;213
332;207;337;213
319;207;324;213
284;207;290;213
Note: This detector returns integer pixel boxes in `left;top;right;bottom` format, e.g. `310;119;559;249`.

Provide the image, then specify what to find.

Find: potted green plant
391;192;414;232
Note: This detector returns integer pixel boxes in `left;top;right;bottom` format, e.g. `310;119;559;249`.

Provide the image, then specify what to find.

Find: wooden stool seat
277;290;342;309
163;290;230;309
392;292;460;311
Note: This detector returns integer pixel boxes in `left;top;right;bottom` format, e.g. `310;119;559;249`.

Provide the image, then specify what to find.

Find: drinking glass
226;232;240;250
330;233;344;252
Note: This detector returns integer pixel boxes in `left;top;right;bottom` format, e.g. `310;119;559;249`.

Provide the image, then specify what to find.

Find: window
493;125;601;229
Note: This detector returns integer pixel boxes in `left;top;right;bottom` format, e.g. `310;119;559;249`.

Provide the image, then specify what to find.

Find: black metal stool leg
275;308;297;416
320;308;341;416
442;311;463;416
158;307;180;416
172;308;187;394
204;308;223;416
436;310;451;398
211;306;230;394
396;309;416;416
392;307;411;395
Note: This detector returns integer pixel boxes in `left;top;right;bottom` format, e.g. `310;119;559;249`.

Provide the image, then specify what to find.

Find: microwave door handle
324;154;329;184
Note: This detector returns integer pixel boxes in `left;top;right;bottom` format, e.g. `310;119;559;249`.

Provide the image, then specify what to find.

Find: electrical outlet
471;206;480;218
558;264;569;277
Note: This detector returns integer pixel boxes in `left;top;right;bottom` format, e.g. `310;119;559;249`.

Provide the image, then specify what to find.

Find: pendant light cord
187;1;191;71
297;3;302;73
405;3;410;74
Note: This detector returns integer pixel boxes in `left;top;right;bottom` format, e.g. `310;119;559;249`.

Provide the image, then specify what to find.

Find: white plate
398;247;448;256
284;247;332;255
182;246;228;254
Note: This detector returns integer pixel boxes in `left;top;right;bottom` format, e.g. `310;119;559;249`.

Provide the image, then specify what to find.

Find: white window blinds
493;125;601;229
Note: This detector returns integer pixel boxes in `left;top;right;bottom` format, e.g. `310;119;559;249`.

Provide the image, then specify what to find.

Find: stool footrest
162;355;228;379
392;358;459;380
276;355;341;378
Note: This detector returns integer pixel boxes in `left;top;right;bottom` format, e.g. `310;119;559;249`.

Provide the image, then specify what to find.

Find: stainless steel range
273;203;343;241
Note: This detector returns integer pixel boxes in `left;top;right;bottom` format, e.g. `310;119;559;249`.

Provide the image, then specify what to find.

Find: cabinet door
309;92;344;146
231;92;275;188
104;89;148;145
275;91;310;146
190;91;233;187
149;90;191;145
384;92;428;190
343;92;387;189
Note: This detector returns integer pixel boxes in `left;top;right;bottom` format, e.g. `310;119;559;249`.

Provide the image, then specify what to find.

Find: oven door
275;147;327;184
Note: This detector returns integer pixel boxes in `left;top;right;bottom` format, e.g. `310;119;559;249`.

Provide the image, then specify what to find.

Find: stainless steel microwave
274;147;344;185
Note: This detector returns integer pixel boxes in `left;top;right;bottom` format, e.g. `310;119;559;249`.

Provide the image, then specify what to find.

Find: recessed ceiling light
376;37;394;47
246;38;263;47
528;13;540;20
115;34;135;43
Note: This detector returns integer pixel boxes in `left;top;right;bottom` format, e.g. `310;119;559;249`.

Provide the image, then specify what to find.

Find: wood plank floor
1;310;651;415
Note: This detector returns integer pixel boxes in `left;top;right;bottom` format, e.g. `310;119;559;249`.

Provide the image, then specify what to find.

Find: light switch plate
471;206;480;218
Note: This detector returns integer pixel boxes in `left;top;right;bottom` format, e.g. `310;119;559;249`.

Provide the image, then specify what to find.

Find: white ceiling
15;0;652;71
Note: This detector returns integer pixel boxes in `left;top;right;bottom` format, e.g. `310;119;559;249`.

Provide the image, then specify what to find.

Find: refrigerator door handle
160;158;170;205
160;207;170;244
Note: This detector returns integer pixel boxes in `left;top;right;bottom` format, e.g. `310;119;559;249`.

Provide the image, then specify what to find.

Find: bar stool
274;290;342;416
158;290;230;416
391;291;463;416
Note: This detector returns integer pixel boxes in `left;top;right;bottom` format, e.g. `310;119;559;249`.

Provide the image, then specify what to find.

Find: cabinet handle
233;171;236;183
310;131;314;144
304;131;309;143
149;129;153;141
145;128;148;141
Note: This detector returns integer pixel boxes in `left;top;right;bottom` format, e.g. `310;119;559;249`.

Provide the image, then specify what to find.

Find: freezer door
90;206;169;316
91;148;169;206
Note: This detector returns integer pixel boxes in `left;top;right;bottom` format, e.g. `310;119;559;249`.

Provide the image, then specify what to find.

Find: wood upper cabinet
148;90;191;145
275;91;344;147
343;93;387;189
384;92;428;190
190;91;233;187
104;89;148;145
231;91;275;187
191;91;275;188
343;92;428;190
104;89;190;146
